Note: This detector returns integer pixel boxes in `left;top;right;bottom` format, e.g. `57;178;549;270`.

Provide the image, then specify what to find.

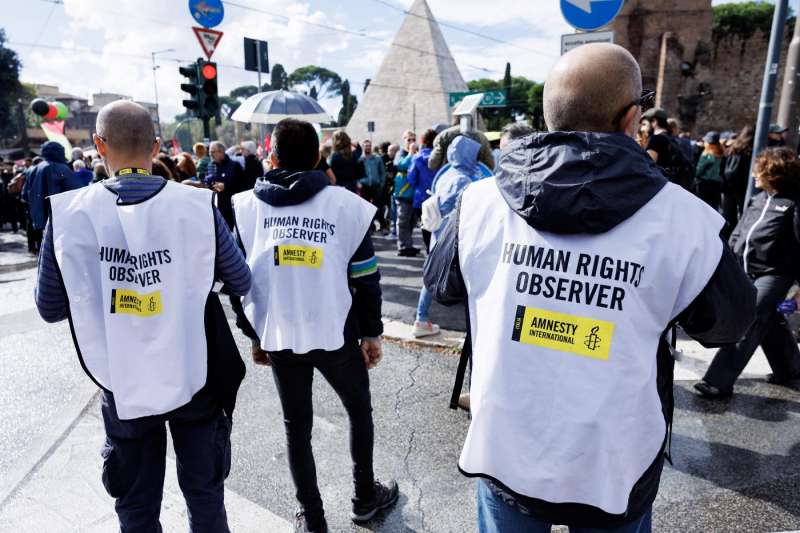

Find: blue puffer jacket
407;147;436;209
22;141;75;230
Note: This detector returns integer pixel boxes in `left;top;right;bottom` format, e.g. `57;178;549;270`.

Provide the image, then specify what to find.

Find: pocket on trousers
100;438;129;499
215;414;233;482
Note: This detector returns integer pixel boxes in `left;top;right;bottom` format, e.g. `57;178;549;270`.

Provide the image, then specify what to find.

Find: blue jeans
476;479;652;533
416;286;433;322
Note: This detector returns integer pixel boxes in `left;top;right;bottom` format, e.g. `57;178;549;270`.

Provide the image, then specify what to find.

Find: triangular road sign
192;26;223;60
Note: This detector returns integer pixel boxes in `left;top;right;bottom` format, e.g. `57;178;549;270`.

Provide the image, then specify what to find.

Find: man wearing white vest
232;119;398;533
35;100;252;533
424;43;756;532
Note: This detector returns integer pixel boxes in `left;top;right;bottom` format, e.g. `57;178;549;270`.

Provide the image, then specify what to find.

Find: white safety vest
50;180;216;420
233;186;376;354
457;178;724;514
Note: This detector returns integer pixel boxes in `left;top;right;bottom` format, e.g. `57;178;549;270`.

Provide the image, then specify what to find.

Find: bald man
35;100;252;532
425;43;754;532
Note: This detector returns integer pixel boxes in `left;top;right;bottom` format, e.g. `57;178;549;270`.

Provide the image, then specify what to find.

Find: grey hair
72;159;86;170
501;122;535;142
209;140;226;152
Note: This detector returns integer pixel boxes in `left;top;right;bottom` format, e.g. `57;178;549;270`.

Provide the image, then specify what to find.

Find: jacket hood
41;141;67;164
447;136;480;175
495;131;668;234
254;168;329;206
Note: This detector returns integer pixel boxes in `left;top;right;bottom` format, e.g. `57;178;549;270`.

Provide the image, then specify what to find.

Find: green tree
466;74;543;131
527;83;545;130
230;85;259;99
337;79;358;126
712;2;794;41
0;30;24;141
270;64;288;90
288;65;342;100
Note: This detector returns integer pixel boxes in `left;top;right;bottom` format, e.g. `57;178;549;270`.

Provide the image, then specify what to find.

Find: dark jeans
269;343;376;525
27;218;42;254
361;184;386;228
100;389;231;533
413;207;432;252
720;191;743;239
704;274;800;391
694;179;722;210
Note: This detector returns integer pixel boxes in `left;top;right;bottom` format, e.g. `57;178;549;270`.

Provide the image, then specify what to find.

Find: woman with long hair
721;125;755;233
696;147;800;398
694;131;725;209
329;130;363;192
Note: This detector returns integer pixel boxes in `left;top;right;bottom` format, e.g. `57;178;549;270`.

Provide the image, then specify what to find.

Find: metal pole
746;0;788;206
152;52;162;138
256;41;263;150
778;12;800;149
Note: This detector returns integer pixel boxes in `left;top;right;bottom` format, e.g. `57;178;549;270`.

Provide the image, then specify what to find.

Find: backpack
421;194;442;232
658;135;694;190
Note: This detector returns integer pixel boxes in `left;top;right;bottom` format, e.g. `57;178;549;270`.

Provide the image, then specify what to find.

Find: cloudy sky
1;0;774;122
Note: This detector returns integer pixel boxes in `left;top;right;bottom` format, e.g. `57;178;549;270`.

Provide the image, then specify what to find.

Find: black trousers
361;184;386;228
100;389;231;533
704;274;800;391
694;179;722;210
269;343;376;524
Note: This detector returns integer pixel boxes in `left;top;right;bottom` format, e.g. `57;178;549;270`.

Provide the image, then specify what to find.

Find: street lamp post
151;48;175;140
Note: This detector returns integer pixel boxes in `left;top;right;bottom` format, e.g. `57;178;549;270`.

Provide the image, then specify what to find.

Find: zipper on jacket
742;193;773;274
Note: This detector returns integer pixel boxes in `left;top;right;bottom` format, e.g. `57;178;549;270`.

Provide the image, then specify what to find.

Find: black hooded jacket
233;168;383;348
424;131;756;527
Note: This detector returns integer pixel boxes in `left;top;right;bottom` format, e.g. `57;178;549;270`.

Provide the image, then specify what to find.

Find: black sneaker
693;380;732;399
766;373;800;386
397;247;420;257
294;510;328;533
351;480;400;523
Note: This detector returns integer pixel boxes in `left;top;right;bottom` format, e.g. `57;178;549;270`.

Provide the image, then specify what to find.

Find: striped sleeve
349;256;378;279
213;207;251;296
34;220;69;323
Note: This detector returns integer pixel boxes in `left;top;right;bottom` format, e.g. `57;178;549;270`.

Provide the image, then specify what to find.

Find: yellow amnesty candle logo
511;305;615;361
110;289;163;317
273;245;323;269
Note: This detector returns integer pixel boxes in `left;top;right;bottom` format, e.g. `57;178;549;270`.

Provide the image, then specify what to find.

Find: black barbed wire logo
310;250;318;265
148;296;158;313
584;326;602;351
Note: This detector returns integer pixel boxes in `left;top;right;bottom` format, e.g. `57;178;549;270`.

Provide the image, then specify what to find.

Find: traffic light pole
202;118;211;142
747;0;788;206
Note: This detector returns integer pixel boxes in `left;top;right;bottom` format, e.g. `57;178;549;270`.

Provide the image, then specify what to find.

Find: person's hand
212;182;225;193
251;345;271;366
360;338;382;369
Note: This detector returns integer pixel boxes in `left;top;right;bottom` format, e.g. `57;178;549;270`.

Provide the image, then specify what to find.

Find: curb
0;260;38;274
382;319;464;350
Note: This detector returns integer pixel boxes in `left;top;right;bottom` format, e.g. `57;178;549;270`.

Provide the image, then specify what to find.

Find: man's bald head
544;43;642;133
96;100;155;158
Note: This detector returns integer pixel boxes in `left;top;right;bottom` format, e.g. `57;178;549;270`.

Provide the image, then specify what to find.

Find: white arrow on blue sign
560;0;624;32
189;0;225;29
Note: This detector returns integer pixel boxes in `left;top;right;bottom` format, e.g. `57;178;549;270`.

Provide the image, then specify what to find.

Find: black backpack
657;135;694;190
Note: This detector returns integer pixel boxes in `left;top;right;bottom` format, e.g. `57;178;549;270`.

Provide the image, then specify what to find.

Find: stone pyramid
345;0;468;145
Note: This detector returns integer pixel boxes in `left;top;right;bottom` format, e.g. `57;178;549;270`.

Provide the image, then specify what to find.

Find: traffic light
198;59;219;119
179;62;200;114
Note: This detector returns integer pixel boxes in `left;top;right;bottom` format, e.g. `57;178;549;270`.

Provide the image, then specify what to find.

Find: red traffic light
201;63;217;80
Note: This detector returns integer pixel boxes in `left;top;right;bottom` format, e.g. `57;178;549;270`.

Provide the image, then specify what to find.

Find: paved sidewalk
0;230;37;273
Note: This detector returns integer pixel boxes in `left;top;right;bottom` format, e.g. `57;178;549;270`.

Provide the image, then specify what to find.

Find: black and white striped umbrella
231;90;331;124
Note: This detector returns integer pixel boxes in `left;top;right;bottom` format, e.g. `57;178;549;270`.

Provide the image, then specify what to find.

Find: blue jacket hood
495;131;667;234
447;136;480;175
254;168;329;206
41;141;67;164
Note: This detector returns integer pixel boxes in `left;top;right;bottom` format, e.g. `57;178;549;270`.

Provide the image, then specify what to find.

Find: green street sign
449;90;507;108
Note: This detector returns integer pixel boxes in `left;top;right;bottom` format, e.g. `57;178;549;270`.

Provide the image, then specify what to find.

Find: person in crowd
499;123;534;152
668;117;694;163
316;142;337;185
694;131;725;208
92;160;109;182
696;147;800;398
385;144;399;235
428;117;494;171
407;129;437;252
194;142;210;181
231;118;398;533
21;141;76;254
240;140;262;190
329;130;363;192
176;152;198;181
35;100;251;532
206;141;245;229
358;139;387;231
767;123;787;147
70;147;84;167
156;152;181;182
642;106;694;189
72;159;94;187
424;42;755;533
394;135;418;256
721;125;755;233
150;158;174;180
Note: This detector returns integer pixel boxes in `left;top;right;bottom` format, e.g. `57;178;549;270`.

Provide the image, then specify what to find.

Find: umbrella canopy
231;90;331;124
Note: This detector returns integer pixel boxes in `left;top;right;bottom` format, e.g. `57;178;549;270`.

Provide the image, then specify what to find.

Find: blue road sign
189;0;224;28
560;0;624;32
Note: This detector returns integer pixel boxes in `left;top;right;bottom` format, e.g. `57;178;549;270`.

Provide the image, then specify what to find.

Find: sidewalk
0;230;37;273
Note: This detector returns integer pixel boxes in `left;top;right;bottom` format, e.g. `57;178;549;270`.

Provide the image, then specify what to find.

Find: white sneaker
412;320;440;338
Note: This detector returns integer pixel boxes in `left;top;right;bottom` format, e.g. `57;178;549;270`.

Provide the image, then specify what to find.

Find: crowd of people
0;40;797;533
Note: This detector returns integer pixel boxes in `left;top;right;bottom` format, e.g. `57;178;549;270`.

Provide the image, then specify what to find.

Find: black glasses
612;90;656;130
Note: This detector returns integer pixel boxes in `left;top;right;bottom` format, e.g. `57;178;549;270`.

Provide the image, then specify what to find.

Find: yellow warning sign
511;305;614;361
110;288;163;317
273;245;323;268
